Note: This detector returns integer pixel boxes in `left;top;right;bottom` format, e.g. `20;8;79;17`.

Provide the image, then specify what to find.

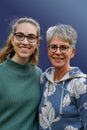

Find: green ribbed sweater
0;56;42;130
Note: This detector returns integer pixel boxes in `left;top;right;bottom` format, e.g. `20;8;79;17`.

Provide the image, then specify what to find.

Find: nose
55;47;62;54
22;37;29;44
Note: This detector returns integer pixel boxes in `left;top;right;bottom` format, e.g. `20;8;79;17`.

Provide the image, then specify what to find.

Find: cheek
13;45;19;53
34;42;39;48
47;52;54;59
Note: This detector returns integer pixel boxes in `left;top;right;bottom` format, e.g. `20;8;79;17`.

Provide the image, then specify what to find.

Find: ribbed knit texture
0;56;42;130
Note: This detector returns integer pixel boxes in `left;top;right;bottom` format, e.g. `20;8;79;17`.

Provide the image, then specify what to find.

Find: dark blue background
0;0;87;73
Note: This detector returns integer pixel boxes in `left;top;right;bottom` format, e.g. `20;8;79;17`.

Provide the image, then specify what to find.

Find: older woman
39;24;87;130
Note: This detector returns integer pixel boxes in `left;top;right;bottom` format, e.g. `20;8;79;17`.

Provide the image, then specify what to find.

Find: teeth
21;47;30;49
19;45;31;49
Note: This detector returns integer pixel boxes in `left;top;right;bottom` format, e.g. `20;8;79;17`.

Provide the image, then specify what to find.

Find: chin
53;64;64;68
19;55;29;59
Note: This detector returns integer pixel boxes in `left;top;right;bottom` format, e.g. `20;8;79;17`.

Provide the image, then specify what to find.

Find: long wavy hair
0;17;41;65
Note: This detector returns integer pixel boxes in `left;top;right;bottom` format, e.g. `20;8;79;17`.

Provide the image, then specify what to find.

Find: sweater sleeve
76;77;87;130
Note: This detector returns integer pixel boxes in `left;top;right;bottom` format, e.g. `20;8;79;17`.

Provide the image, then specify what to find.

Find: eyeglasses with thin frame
47;44;71;54
14;32;38;43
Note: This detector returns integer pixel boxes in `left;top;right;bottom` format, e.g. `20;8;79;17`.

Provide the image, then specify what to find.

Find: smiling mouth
53;57;64;60
19;46;31;49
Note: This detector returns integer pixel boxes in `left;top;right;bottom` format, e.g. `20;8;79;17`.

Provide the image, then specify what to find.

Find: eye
28;34;38;40
17;34;23;38
50;45;57;49
15;33;24;38
60;45;69;50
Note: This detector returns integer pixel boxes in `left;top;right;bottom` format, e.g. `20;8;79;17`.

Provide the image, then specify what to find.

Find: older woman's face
11;22;39;64
47;37;76;69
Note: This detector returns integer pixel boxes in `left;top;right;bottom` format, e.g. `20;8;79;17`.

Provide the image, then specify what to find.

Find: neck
54;66;72;82
11;55;29;65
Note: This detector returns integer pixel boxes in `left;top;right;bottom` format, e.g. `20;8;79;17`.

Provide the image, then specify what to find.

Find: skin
12;22;39;64
47;37;76;81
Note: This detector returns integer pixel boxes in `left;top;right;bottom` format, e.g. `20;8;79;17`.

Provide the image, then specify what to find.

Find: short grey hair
46;24;78;47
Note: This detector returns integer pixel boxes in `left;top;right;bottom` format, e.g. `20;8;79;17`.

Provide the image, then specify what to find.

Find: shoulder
67;77;87;99
30;65;42;78
34;65;42;74
0;61;6;69
0;62;7;79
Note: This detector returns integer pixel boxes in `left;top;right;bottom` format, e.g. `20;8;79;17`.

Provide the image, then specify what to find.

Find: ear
46;46;49;53
71;48;76;59
36;39;41;48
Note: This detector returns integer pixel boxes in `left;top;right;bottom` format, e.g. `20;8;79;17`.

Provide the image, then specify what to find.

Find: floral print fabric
39;67;87;130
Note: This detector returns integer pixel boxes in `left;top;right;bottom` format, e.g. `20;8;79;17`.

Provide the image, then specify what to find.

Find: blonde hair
0;17;41;65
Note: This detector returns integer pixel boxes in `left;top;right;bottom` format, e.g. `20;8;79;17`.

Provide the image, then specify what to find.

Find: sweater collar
5;55;32;72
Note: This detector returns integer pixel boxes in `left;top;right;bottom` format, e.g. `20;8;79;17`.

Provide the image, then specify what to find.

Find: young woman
0;17;42;130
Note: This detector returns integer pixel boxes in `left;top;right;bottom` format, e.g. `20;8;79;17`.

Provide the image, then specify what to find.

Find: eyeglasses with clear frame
47;44;71;54
14;32;38;43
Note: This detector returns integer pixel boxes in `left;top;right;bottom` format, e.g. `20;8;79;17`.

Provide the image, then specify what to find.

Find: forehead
50;37;70;45
16;22;37;35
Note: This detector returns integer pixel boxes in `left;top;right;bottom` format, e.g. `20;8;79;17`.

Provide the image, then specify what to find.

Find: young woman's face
47;37;76;70
12;22;39;64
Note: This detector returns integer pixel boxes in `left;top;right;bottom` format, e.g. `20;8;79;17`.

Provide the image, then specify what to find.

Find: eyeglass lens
14;32;38;42
48;44;70;53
